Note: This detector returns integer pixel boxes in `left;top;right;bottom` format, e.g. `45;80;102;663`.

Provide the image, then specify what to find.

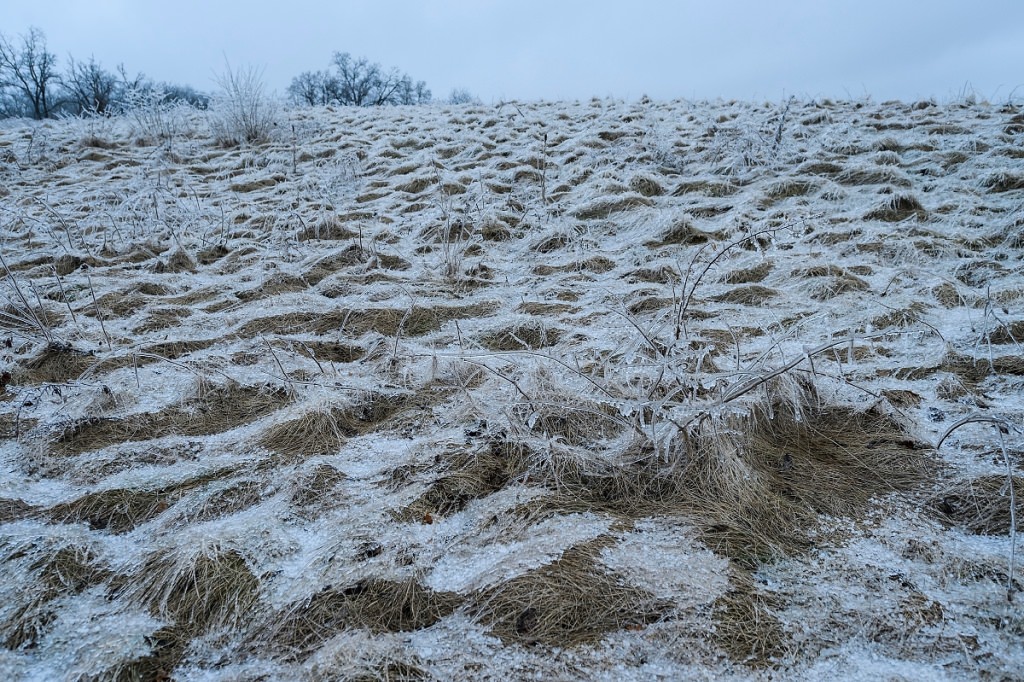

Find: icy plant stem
938;415;1019;603
998;429;1018;604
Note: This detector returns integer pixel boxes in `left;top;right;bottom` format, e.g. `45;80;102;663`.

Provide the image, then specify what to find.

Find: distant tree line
0;26;477;120
0;27;207;119
288;52;432;107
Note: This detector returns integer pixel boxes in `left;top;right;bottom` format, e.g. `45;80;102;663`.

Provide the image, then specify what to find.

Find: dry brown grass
712;572;788;667
469;539;669;646
153;249;197;274
260;406;351;458
237;302;497;338
0;304;64;334
268;578;460;659
762;178;818;202
942;352;1024;387
17;342;97;384
987;320;1024;345
983;172;1024;193
629;174;665;197
47;487;170;533
870;302;928;329
190;480;265;522
0;496;38;523
479;322;562;351
115;547;260;678
864;193;927;222
932;282;966;308
672;179;741;197
400;441;530;521
283;339;366;363
646;218;723;247
809;274;870;301
572;194;653;219
1;543;112;651
710;285;778;306
262;390;435;459
290;463;348;515
930;475;1023;535
502;387;932;568
516;302;576;316
196;243;230;265
723;261;773;284
835;166;912;187
54;381;292;456
46;465;240;531
131;306;193;334
297;218;359;241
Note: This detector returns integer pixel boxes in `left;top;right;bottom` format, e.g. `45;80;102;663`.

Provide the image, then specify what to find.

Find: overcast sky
4;1;1023;103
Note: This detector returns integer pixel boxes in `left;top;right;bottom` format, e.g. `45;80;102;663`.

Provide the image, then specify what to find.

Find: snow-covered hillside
1;96;1022;680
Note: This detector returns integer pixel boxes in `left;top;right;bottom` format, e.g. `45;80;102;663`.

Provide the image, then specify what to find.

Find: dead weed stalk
937;414;1020;603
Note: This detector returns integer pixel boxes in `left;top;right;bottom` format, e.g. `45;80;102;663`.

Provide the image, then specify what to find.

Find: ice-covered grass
0;95;1022;679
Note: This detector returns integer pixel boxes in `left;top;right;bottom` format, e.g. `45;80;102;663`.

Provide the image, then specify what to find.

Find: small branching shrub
209;62;278;146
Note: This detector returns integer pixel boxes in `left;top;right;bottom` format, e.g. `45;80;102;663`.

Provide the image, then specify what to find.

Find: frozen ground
0;96;1022;680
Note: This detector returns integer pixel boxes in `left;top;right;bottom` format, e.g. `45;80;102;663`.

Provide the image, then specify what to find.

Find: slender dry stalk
938;414;1019;603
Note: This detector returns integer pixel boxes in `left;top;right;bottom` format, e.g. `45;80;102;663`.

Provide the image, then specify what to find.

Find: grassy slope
0;96;1022;680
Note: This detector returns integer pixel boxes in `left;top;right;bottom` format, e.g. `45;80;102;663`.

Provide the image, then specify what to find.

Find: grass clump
572;194;653;219
864;193;927;222
646;218;722;246
723;261;773;284
930;475;1023;535
400;441;529;521
712;573;788;667
268;579;460;659
711;285;778;306
479;322;561;351
238;302;497;338
18;342;96;384
1;543;111;651
54;381;291;456
115;547;259;678
261;406;350;458
469;540;668;646
48;488;170;533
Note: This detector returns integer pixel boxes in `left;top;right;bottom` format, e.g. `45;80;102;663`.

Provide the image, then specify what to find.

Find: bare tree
287;70;339;106
0;27;60;119
63;56;119;114
332;52;381;106
447;88;479;105
289;53;430;107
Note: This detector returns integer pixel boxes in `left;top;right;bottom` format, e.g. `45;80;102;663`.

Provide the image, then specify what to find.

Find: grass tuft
469;539;668;646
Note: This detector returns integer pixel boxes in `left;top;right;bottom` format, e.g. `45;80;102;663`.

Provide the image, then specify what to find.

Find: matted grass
468;539;669;646
930;475;1023;535
53;381;292;456
237;302;498;338
1;542;111;651
114;547;260;678
267;578;461;659
399;441;530;521
712;572;788;667
17;342;97;384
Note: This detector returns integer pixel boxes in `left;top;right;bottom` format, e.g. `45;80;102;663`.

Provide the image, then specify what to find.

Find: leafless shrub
209;62;278;146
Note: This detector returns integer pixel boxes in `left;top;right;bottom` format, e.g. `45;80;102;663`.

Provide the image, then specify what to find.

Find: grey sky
4;0;1023;103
